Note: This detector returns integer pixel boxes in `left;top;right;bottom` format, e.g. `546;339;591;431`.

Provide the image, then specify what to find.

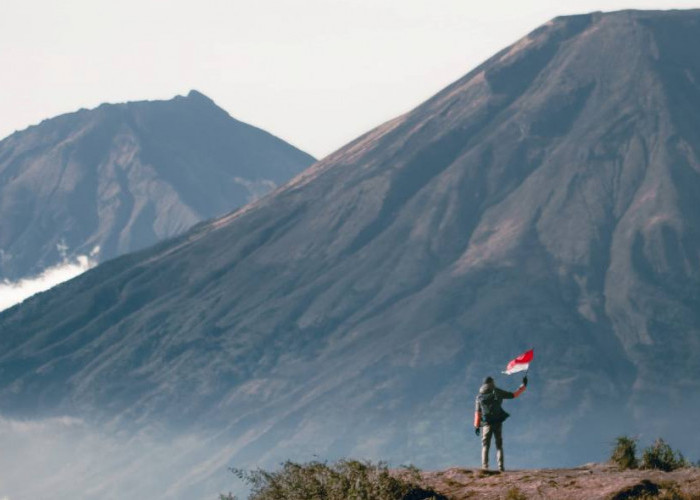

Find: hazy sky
2;1;699;158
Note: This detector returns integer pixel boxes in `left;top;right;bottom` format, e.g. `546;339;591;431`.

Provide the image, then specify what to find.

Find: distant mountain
1;10;699;498
0;90;315;280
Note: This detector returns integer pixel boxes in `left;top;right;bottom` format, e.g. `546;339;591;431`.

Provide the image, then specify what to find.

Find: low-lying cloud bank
0;249;98;312
0;415;237;500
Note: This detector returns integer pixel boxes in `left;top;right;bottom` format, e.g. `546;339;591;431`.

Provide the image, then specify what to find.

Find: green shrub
504;485;528;500
610;436;638;469
229;459;445;500
655;480;695;500
641;439;688;472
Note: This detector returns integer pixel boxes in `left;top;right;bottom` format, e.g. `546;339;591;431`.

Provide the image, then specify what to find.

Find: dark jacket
474;382;523;427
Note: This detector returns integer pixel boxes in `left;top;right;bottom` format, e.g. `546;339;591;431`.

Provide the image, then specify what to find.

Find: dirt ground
415;463;700;499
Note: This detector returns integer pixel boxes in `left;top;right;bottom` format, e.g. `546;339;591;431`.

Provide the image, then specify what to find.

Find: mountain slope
1;9;699;482
0;90;315;280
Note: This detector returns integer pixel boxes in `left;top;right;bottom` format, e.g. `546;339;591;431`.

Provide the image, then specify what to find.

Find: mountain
0;90;315;280
1;9;699;497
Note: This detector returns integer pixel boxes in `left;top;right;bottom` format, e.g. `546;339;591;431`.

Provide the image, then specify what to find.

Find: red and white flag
503;349;534;375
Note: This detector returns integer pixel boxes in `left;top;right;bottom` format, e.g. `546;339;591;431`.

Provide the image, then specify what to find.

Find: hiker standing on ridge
474;375;527;471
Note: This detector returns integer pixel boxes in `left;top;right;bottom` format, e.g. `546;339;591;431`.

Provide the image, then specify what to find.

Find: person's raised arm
497;376;528;399
512;376;528;398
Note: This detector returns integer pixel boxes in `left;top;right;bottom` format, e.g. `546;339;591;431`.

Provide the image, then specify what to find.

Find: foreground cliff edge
223;460;700;500
418;464;700;499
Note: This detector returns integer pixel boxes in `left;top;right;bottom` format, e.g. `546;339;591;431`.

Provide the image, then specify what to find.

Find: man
474;375;527;471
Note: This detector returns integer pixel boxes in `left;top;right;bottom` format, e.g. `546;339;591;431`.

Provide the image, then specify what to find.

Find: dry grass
416;463;700;500
504;486;528;499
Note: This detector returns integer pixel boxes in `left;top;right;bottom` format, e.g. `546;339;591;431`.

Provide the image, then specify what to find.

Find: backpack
478;390;510;425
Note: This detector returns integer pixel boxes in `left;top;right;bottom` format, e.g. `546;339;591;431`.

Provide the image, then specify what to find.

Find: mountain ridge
0;91;315;281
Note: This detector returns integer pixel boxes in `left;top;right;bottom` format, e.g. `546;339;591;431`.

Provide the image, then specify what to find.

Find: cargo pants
481;421;504;471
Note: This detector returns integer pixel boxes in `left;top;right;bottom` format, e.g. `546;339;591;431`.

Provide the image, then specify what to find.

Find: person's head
483;376;494;385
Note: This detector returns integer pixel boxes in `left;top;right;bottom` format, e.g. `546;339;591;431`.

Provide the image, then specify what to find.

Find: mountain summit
0;91;315;280
1;10;699;490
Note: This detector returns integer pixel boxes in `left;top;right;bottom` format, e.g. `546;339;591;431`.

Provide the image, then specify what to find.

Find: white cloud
0;247;99;312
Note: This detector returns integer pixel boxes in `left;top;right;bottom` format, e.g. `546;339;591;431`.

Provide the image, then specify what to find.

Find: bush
504;486;528;500
641;439;688;472
611;436;638;469
229;459;445;500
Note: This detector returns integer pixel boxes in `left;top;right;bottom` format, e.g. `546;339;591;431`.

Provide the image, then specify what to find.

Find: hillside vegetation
223;438;700;500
